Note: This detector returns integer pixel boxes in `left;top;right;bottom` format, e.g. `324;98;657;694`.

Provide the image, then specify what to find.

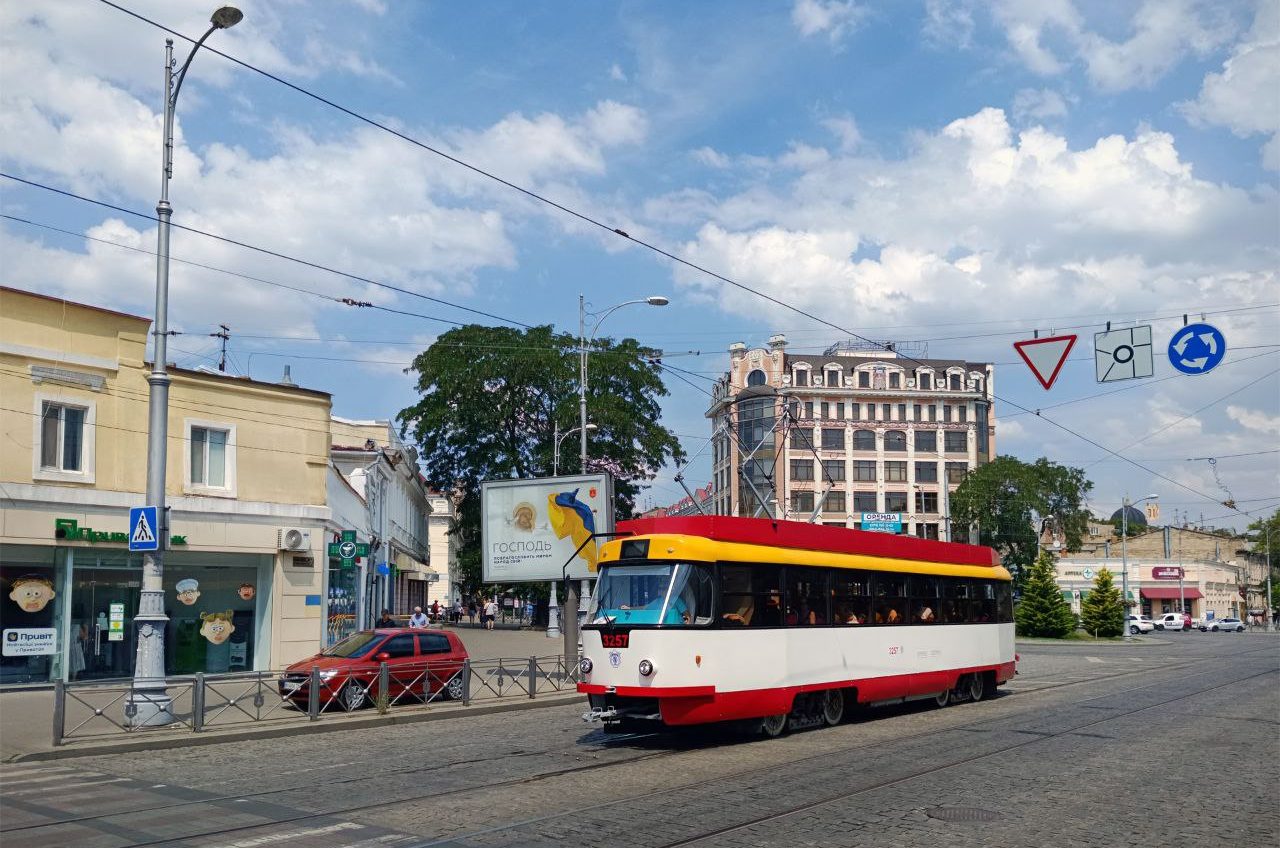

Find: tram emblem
608;650;622;668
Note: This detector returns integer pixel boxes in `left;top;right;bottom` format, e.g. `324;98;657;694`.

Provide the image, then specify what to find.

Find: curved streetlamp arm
170;24;220;107
586;299;650;347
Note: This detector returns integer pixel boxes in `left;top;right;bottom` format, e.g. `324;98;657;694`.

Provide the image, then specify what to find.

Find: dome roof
1109;505;1147;527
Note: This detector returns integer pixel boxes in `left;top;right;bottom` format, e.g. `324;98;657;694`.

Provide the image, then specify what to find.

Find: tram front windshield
588;561;714;626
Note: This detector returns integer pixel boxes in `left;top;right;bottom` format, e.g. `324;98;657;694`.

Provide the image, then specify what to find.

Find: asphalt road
1;631;1276;848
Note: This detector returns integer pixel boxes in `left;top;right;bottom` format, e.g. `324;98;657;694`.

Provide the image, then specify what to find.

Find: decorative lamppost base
125;689;175;728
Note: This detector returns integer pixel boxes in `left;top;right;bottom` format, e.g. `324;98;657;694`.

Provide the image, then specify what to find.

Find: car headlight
319;670;338;680
579;657;593;674
638;659;654;677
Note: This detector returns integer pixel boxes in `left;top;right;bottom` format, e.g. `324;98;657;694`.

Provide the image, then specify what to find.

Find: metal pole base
546;580;561;638
125;689;175;728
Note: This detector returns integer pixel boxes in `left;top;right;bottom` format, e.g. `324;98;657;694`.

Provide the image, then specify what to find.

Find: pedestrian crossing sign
128;506;160;552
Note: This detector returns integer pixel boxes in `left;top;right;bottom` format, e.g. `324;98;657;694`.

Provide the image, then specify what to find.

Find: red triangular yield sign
1013;334;1077;390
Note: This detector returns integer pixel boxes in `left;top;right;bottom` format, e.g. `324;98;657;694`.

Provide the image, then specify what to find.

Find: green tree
397;324;684;593
1014;550;1076;638
949;456;1093;586
1247;509;1280;560
1079;567;1124;637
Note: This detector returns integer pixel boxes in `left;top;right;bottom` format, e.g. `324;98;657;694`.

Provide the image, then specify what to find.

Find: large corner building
707;335;995;539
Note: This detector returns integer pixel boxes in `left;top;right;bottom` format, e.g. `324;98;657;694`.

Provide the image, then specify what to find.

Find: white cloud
822;116;863;152
1226;405;1280;435
922;0;977;50
1181;2;1280;169
609;64;627;82
1012;88;1070;123
791;0;868;43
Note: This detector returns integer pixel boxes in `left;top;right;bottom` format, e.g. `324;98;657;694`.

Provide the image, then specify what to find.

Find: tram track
4;644;1273;848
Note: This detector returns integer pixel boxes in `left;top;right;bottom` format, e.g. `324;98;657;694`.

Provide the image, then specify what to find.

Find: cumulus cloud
922;0;977;50
791;0;868;43
1012;88;1071;123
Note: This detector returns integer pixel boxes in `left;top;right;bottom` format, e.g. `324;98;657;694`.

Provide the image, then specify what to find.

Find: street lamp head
1145;493;1159;500
585;423;599;431
645;296;670;307
211;6;244;28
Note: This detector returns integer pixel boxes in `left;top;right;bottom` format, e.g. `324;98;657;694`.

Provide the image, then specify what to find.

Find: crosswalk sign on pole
129;506;160;552
1013;334;1077;390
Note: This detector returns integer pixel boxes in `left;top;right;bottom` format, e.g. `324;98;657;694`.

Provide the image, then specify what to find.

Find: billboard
481;474;614;582
860;512;902;533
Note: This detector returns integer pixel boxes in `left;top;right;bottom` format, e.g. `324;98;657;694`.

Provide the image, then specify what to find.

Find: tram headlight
638;659;655;677
579;658;593;675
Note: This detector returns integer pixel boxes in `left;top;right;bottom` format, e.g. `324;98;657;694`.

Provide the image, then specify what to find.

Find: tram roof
616;515;1000;568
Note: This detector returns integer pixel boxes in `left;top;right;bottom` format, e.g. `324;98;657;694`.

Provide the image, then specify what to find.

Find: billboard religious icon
481;474;614;582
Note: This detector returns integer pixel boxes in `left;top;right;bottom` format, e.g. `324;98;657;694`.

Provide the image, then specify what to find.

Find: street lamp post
1121;493;1158;640
547;422;595;639
129;7;243;727
564;294;668;665
553;422;597;477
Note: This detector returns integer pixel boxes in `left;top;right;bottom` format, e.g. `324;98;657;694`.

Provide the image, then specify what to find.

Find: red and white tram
578;515;1015;735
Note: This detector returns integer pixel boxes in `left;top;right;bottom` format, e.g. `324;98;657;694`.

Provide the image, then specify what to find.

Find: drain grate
925;807;1004;823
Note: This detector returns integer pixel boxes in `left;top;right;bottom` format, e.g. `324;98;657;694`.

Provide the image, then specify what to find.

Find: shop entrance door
70;567;140;681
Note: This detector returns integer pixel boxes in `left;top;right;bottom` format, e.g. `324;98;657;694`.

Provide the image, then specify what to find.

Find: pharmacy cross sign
327;530;369;568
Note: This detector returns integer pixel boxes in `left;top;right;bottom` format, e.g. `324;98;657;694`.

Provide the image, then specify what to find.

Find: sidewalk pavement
0;623;578;763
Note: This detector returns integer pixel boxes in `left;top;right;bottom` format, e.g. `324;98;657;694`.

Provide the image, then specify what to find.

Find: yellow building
0;287;333;684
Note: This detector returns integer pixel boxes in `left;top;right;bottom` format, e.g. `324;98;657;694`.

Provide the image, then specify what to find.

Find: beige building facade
1;287;333;684
707;335;994;539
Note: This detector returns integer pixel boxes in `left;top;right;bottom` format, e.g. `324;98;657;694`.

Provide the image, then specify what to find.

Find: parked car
278;628;468;710
1126;614;1156;634
1155;612;1191;631
1201;617;1245;633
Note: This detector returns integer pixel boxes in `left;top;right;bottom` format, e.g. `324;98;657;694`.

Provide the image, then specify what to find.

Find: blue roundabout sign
1167;323;1226;375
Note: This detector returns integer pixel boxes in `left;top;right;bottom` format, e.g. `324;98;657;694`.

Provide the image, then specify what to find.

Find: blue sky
2;0;1277;529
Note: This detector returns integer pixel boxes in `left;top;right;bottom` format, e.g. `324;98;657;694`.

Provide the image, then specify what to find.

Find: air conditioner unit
278;528;311;551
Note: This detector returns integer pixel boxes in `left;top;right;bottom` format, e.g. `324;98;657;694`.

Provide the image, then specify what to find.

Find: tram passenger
885;606;901;624
916;604;935;623
757;593;783;626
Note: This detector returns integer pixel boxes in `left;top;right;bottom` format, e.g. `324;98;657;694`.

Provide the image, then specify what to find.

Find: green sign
327;529;369;568
55;518;186;546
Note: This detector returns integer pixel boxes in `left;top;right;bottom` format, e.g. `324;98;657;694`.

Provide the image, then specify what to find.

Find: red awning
1140;587;1204;600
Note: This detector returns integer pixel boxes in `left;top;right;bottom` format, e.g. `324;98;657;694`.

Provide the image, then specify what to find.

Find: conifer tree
1014;550;1075;638
1079;567;1124;637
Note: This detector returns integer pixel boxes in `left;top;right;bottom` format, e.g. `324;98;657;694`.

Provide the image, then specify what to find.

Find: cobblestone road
1;632;1275;847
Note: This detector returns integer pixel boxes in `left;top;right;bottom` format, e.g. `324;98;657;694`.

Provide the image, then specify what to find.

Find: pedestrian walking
431;599;440;622
453;598;463;624
484;597;498;631
408;606;428;628
467;599;477;625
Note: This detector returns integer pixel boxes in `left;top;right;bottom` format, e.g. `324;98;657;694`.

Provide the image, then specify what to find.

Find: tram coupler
583;706;618;723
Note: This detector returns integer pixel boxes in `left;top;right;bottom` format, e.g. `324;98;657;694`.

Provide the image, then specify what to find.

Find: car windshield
587;561;714;627
321;631;382;658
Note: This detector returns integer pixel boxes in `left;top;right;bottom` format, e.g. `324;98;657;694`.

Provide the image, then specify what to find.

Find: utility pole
211;324;230;372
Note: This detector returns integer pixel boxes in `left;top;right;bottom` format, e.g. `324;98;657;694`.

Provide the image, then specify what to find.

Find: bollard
52;679;65;747
192;673;206;732
308;665;321;720
461;659;471;706
528;656;537;699
377;662;390;714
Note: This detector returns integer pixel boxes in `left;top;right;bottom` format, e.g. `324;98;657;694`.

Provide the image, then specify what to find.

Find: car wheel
340;681;367;711
1130;625;1140;635
444;673;465;701
821;690;845;726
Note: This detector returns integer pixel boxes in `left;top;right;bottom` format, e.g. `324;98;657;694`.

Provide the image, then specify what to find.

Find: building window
793;368;809;387
973;376;984;393
897;403;907;421
949;373;962;390
821;402;830;419
747;369;767;387
943;405;953;423
884;491;908;512
919;372;932;390
825;369;843;387
914;430;937;452
928;405;937;422
191;426;230;487
915;491;939;513
915;461;938;482
884;430;907;452
854;460;877;482
913;404;922;421
889;372;900;389
853;429;875;451
881;403;891;421
39;402;85;472
946;462;968;484
791;491;815;513
851;403;861;421
821;428;845;450
915;523;939;540
958;405;967;423
788;401;799;420
790;429;814;451
885;461;908;482
853;491;877;512
944;431;967;453
790;459;814;481
858;371;870;388
836;402;845;420
824;491;846;513
805;401;814;419
822;460;846;482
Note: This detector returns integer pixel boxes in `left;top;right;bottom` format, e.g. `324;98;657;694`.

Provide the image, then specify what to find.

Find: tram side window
940;578;973;623
719;564;783;627
784;566;829;626
974;581;997;623
996;582;1014;623
832;571;871;625
909;576;942;623
872;575;907;625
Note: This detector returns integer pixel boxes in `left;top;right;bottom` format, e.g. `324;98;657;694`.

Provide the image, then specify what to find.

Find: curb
4;691;583;764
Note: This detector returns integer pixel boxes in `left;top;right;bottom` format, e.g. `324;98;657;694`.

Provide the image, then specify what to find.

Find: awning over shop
1140;587;1203;600
394;550;439;582
1061;591;1074;601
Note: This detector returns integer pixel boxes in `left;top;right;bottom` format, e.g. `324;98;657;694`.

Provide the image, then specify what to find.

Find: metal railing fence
52;654;580;747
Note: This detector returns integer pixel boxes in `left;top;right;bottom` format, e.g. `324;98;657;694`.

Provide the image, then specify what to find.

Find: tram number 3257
601;633;630;649
887;645;903;656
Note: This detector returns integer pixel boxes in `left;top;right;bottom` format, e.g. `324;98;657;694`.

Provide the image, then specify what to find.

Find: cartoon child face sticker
199;610;235;645
237;583;255;601
512;502;536;532
9;575;55;613
175;579;200;606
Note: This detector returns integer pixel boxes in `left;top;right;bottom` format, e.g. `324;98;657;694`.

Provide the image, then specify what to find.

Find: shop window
33;395;96;483
186;420;237;496
1;548;60;684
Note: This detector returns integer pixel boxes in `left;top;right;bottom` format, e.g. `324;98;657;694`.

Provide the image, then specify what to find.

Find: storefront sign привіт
54;518;186;546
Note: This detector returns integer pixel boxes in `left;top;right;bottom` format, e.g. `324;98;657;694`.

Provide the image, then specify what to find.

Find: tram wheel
967;673;984;703
933;688;951;708
821;690;845;726
759;713;788;738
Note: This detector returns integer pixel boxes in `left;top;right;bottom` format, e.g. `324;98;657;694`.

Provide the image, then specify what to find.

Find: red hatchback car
278;628;468;711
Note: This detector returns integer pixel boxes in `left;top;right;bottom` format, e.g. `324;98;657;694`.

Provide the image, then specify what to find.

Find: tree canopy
948;455;1093;585
1014;550;1076;638
1079;567;1124;637
1247;509;1280;560
397;324;685;592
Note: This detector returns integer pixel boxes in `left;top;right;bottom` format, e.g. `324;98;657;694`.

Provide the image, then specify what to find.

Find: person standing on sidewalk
485;597;498;631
